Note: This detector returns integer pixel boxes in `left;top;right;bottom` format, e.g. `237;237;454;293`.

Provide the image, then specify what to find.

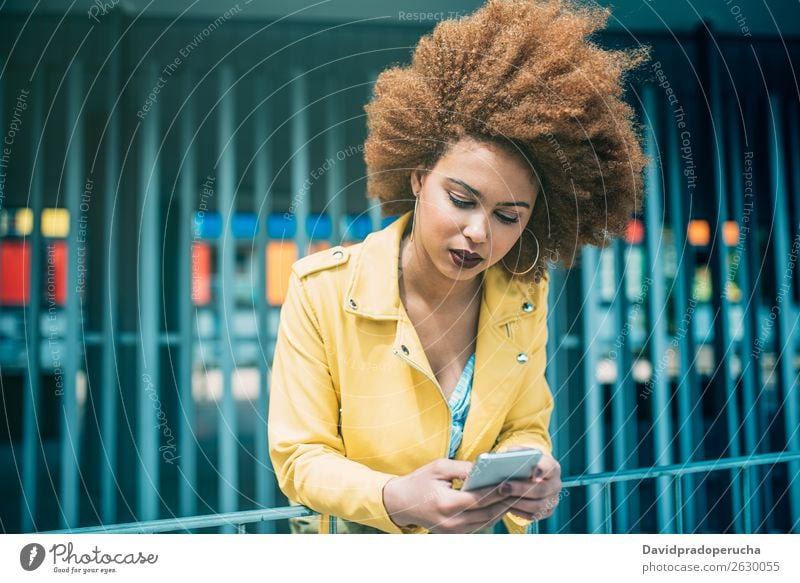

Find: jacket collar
344;210;534;327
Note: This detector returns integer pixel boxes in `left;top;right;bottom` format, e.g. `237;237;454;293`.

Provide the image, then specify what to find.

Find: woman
268;0;646;534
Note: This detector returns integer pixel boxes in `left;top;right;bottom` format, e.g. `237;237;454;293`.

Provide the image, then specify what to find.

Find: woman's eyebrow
445;177;531;209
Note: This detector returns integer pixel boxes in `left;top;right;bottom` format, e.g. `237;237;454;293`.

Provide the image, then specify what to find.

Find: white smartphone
461;449;543;491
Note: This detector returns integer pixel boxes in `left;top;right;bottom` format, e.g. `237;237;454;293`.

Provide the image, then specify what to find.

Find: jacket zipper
394;349;453;458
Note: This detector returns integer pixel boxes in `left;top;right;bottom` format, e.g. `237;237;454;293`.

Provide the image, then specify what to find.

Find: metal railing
557;451;800;534
44;451;800;535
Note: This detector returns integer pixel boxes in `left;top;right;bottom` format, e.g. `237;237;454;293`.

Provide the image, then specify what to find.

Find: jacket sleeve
491;274;555;534
268;271;403;534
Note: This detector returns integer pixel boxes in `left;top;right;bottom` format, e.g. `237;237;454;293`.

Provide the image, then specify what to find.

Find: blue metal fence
0;11;799;534
46;452;800;535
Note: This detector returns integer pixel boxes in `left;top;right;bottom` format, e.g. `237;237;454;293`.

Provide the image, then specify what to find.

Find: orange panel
0;241;30;305
723;221;740;247
688;220;710;246
267;241;298;306
309;241;331;254
192;242;212;306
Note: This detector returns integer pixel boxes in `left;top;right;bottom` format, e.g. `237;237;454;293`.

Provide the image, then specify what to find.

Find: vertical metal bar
217;64;238;531
177;72;197;520
368;201;382;235
708;49;743;534
547;268;570;532
581;246;604;532
290;68;309;258
673;475;683;534
100;30;121;525
254;75;276;533
366;71;382;234
328;515;337;534
137;63;160;521
0;69;3;367
725;96;762;527
642;83;674;533
61;61;84;529
602;483;613;534
665;79;701;533
791;106;800;264
325;77;344;245
745;95;774;533
612;240;632;533
526;520;539;534
766;93;800;521
236;523;246;534
742;465;753;534
21;75;44;532
786;103;800;533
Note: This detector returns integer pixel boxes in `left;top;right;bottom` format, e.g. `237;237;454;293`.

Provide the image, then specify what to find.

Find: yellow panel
42;208;70;238
267;241;297;306
16;208;33;236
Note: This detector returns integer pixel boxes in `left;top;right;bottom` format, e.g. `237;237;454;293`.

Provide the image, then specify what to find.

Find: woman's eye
495;213;519;224
449;193;520;224
448;193;473;208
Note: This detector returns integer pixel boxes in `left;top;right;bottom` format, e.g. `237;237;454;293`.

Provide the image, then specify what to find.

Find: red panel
0;241;30;305
192;242;212;305
52;241;68;306
625;219;645;245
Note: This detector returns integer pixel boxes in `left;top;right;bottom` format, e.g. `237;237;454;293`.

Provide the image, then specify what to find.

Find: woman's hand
382;459;514;533
501;451;563;521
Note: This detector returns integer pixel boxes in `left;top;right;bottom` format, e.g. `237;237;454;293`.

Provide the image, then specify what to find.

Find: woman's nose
463;212;488;244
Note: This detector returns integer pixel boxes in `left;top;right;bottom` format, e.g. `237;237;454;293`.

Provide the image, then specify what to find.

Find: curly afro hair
364;0;648;283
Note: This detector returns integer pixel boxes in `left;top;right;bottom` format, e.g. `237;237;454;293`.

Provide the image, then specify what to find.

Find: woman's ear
410;168;425;196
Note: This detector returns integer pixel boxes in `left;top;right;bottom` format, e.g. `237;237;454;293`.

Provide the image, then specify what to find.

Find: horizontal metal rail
44;451;800;534
45;506;317;535
562;451;800;488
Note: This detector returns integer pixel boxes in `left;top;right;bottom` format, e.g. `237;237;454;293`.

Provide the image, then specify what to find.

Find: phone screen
462;449;543;491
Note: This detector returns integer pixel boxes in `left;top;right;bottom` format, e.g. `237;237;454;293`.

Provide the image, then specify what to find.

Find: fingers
463;500;516;532
430;458;473;481
432;500;513;534
534;455;561;480
506;494;560;521
448;482;508;510
501;477;562;501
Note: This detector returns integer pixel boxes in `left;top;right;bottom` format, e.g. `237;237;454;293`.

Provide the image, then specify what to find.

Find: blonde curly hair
364;0;648;282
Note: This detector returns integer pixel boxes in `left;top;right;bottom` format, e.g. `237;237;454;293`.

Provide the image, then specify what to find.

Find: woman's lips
449;249;483;269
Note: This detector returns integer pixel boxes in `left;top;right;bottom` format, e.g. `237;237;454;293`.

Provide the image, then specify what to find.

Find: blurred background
1;0;799;534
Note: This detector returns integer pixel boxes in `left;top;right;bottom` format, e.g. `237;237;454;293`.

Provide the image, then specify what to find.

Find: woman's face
410;137;539;283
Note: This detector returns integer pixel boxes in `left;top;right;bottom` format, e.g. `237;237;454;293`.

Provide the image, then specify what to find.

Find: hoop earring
409;195;419;243
501;228;540;276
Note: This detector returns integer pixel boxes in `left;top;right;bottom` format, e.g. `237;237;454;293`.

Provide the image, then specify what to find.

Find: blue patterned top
447;353;476;459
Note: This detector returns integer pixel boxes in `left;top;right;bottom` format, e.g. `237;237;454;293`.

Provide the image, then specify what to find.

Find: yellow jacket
268;210;553;534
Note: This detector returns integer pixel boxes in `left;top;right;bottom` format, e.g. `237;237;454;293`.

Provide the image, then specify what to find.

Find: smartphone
461;449;543;491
